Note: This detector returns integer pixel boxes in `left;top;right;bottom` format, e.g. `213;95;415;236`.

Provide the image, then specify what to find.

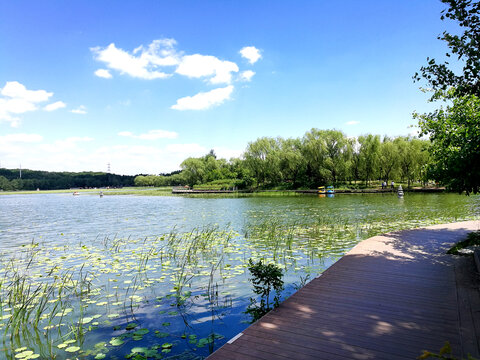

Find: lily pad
125;322;138;330
133;328;149;336
15;351;34;359
155;331;169;338
65;346;81;353
109;337;124;346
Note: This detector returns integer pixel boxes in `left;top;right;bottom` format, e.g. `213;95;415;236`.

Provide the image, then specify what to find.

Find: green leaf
65;346;81;353
155;331;169;338
109;337;124;346
126;322;138;330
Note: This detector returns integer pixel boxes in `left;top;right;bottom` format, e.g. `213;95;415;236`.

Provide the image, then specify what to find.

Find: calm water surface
0;193;478;359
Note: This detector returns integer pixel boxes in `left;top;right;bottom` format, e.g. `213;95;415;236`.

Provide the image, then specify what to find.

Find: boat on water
397;185;404;198
318;186;335;197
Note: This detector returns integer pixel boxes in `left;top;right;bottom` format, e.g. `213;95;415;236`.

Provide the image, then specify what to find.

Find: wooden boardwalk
208;220;480;360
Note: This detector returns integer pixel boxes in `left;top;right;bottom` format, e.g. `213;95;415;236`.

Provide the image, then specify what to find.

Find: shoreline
208;220;480;359
172;187;446;195
0;186;447;196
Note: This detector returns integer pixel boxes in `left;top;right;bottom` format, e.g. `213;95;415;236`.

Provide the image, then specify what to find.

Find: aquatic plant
0;193;478;359
245;259;284;322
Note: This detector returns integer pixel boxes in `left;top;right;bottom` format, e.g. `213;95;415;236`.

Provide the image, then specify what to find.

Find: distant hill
0;168;135;191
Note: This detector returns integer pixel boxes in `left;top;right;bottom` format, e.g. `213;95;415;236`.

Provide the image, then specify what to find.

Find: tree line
0;168;135;191
134;130;431;190
138;0;480;194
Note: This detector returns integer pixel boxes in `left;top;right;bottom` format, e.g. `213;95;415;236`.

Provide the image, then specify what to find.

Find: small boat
326;186;335;194
318;186;326;195
99;191;104;198
397;185;404;198
73;191;79;196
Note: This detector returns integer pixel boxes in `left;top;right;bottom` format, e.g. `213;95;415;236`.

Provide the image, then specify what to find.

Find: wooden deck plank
280;290;460;325
250;316;452;357
239;327;413;360
259;309;462;349
207;220;480;359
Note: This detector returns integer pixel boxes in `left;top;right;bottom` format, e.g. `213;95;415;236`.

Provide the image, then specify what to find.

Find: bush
245;259;284;322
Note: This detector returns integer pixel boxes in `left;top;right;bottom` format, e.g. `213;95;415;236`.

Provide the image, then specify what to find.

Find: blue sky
0;1;458;174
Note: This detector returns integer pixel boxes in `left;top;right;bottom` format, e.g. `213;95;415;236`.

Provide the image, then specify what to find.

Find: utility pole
19;164;22;179
106;163;111;188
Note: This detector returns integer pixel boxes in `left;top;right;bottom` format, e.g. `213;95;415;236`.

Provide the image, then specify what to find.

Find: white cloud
239;70;255;82
346;121;360;125
239;46;262;64
213;146;243;160
44;101;66;112
94;69;113;79
0;133;245;175
54;137;93;149
165;143;207;154
175;54;239;84
66;136;94;142
1;81;52;102
0;133;43;144
118;129;178;140
71;105;87;114
171;85;234;111
91;39;180;80
91;39;261;111
0;81;56;127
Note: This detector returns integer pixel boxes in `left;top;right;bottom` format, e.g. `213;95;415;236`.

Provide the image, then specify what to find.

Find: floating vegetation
0;193;479;359
0;227;243;359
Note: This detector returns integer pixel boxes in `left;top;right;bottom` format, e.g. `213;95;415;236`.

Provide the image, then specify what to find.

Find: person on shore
391;181;394;189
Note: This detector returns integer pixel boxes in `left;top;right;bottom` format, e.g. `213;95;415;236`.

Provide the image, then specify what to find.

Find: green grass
0;181;441;197
0;187;170;196
102;187;172;196
446;230;480;255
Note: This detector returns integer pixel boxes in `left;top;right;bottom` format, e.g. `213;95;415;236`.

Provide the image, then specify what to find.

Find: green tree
180;157;206;186
302;129;330;185
378;137;399;183
245;259;284;322
414;0;480;97
358;134;381;186
244;137;281;187
322;130;352;184
414;93;480;194
0;176;12;191
277;137;305;187
395;137;430;188
349;138;362;184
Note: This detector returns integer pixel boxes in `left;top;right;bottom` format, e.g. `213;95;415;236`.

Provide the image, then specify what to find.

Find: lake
0;193;479;359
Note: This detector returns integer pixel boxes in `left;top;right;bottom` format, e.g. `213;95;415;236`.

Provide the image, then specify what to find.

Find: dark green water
0;193;478;359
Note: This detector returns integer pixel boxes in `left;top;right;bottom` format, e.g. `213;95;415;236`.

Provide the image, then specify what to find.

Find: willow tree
358;134;380;186
244;137;281;187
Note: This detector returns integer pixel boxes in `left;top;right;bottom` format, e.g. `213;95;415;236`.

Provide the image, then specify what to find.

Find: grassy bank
0;182;443;197
0;187;171;196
